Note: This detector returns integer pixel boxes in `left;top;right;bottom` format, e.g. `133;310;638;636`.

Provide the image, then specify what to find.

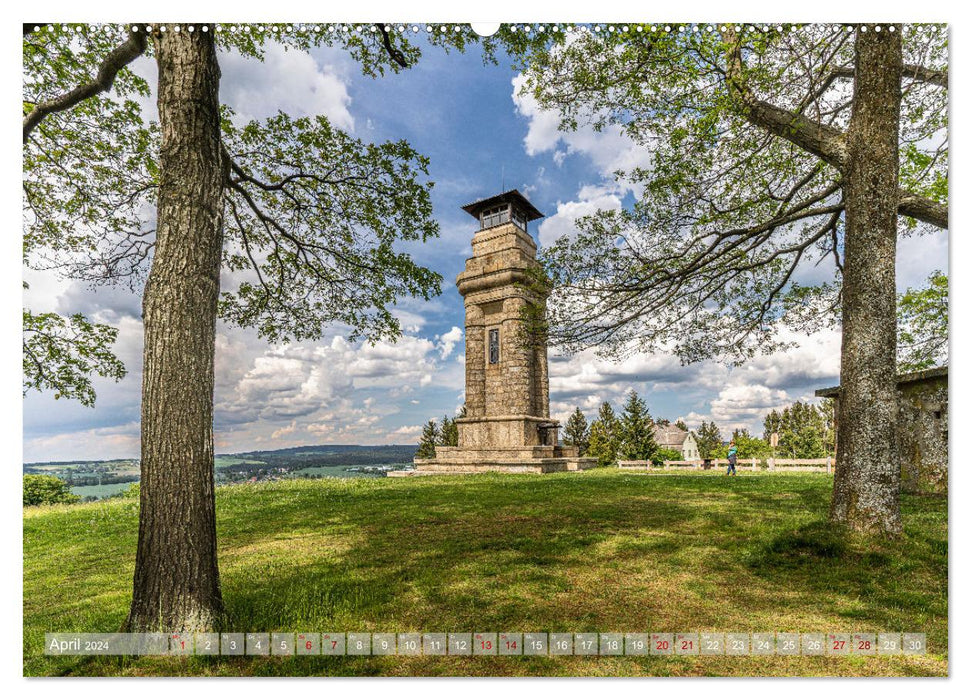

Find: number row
45;632;927;657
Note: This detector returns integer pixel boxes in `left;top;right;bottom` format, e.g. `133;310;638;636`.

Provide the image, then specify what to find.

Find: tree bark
829;27;903;536
126;27;226;631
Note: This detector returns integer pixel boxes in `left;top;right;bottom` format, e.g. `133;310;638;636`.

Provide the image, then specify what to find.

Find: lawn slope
23;470;947;676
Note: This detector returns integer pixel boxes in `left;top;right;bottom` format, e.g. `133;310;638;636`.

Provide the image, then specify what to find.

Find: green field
214;457;266;468
289;466;382;479
23;470;947;677
69;483;132;499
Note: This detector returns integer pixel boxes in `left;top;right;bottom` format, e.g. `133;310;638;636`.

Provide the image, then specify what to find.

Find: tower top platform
461;189;544;223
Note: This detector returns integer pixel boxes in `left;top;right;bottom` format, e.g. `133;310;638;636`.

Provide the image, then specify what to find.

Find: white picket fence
617;457;834;473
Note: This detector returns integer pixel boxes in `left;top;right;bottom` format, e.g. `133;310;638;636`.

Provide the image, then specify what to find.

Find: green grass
23;470;947;677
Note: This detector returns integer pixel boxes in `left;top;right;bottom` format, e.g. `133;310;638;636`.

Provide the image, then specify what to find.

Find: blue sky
21;29;949;462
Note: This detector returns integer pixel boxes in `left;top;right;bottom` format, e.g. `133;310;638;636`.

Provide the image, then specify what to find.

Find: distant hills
25;444;420;500
24;443;418;472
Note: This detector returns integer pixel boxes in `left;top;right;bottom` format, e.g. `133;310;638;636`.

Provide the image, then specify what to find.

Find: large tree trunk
126;27;226;631
829;26;903;536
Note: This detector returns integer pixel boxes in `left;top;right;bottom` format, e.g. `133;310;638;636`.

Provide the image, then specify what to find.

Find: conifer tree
415;420;439;459
563;407;590;455
587;401;621;467
439;415;458;447
695;421;723;460
619;390;658;461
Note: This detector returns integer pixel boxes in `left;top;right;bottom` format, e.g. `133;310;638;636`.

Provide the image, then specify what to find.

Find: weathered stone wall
897;374;948;494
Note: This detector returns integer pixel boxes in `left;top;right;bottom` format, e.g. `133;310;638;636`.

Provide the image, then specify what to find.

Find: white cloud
385;425;423;443
219;42;355;131
547;325;842;434
710;384;792;424
512;73;652;182
271;421;298;440
23;422;141;462
436;326;463;359
537;188;623;247
513;73;654;249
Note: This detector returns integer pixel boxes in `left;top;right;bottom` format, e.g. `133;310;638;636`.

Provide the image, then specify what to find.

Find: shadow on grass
747;520;848;568
24;472;948;676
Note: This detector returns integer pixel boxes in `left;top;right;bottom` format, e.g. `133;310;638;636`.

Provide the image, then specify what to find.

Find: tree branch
22;29;148;143
721;27;948;229
903;63;947;87
375;24;407;68
899;191;948;228
722;27;848;169
806;62;945;108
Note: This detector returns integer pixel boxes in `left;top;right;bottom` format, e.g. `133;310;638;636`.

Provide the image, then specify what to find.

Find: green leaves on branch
505;24;948;363
23;310;126;407
897;271;948;372
220;111;442;344
23;25;157;283
24;23;458;406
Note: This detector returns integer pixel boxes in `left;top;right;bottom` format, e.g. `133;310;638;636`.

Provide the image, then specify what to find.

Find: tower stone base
408;445;597;475
400;414;597;476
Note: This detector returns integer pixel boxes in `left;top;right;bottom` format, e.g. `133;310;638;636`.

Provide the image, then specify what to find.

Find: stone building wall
816;366;948;494
896;371;948;494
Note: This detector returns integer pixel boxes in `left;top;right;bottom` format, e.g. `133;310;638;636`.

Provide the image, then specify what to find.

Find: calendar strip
44;632;927;656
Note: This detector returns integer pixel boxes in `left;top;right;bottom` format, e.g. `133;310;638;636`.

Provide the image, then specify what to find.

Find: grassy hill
23;470;947;677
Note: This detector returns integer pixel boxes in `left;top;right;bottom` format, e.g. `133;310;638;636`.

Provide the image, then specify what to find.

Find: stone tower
410;190;596;474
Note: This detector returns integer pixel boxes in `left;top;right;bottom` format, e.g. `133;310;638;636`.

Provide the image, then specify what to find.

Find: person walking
726;440;738;476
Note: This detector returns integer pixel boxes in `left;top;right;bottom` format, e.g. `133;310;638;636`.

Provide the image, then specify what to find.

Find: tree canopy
618;390;659;461
694;421;723;459
503;24;947;363
587;401;621;467
563;407;591;456
763;400;834;459
23;23;479;403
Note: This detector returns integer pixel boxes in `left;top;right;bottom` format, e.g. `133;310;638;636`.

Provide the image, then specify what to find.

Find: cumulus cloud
56;283;143;324
549;348;694;400
196;324;470;451
271;421;298;440
537;187;624;247
512;72;653;249
219;42;355;131
215;333;441;426
710;384;792;424
436;326;463;359
548;325;842;433
385;425;424;443
512;73;652;182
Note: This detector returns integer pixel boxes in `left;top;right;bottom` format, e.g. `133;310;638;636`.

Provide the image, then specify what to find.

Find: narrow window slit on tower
489;328;499;364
